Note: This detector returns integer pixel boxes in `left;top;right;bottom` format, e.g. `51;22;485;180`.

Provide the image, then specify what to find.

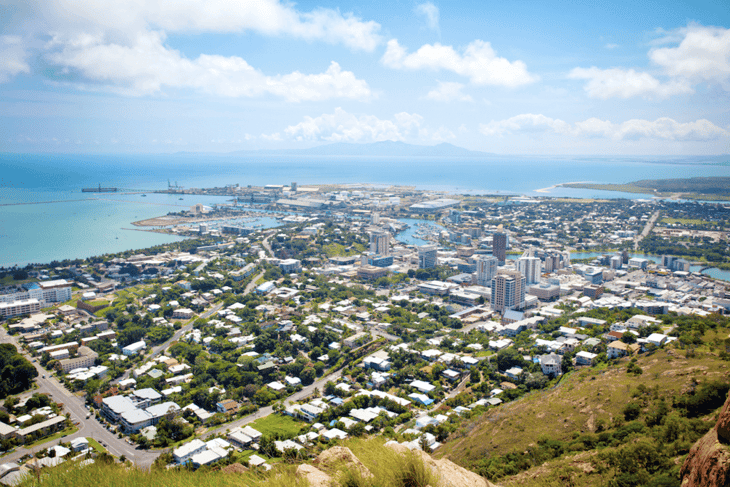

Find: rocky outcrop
717;391;730;443
314;446;373;479
221;463;248;474
680;392;730;487
296;464;333;487
300;444;498;487
385;441;500;487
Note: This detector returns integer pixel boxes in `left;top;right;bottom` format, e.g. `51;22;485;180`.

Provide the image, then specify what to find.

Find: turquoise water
2;153;729;267
395;219;446;246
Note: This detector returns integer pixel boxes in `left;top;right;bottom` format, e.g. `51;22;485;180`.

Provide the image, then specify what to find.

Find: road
635;210;661;250
261;231;275;257
0;327;157;468
0;271;395;468
115;301;226;384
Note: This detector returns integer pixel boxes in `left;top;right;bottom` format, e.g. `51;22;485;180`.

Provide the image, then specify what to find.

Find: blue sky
1;0;729;154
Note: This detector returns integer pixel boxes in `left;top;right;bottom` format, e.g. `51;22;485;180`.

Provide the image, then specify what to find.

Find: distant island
562;176;730;200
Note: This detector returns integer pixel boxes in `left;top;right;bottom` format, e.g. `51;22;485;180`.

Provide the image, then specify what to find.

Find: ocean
1;153;728;268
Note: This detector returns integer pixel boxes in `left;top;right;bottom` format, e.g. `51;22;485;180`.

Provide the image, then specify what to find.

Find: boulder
681;391;730;487
717;391;730;443
296;464;333;487
221;463;248;474
385;441;499;487
315;446;373;479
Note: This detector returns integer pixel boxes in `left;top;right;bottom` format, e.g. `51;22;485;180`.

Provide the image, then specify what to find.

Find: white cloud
605;43;619;49
425;81;472;101
480;114;571;137
650;24;730;89
282;107;424;142
381;38;537;87
568;67;694;99
571;23;730;99
0;36;30;82
260;132;282;141
0;0;381;86
480;114;728;141
41;0;382;52
47;31;371;101
415;2;440;33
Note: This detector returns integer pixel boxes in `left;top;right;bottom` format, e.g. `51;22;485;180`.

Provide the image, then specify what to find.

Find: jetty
82;184;118;193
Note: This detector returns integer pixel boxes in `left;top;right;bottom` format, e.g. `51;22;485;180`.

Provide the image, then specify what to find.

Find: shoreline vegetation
560;176;730;201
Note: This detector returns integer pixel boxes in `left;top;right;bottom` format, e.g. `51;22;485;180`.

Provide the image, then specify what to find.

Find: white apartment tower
517;256;542;285
369;231;390;256
476;255;498;287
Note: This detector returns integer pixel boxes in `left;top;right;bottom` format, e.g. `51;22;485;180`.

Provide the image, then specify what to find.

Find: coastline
533;181;593;193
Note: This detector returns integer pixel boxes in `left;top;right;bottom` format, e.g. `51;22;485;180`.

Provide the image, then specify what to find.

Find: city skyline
1;0;729;155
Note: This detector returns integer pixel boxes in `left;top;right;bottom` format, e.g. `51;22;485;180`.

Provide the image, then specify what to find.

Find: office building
610;255;623;269
59;346;99;373
369;231;390;256
476;255;498;287
418;245;438;269
0;299;41;318
492;232;507;263
584;267;603;285
491;270;525;313
517;256;542;285
0;280;71;307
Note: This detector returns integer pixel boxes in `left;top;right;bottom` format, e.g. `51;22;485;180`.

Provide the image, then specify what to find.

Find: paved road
115;301;226;384
635;210;661;250
261;231;275;258
0;327;156;468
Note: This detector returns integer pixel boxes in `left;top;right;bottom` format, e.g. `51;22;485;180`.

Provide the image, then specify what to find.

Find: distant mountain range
219;141;491;157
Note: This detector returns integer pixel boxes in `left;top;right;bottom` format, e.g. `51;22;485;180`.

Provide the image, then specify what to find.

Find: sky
1;0;729;155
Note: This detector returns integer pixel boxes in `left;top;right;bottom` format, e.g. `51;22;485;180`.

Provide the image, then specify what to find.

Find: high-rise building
369;231;390;256
476;255;498;287
517;256;542;285
610;255;623;270
491;270;525;313
584;267;603;285
371;212;380;225
418;245;438;269
492;232;507;263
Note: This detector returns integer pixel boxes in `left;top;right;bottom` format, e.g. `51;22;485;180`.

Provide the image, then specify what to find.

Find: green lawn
249;414;304;439
86;438;106;454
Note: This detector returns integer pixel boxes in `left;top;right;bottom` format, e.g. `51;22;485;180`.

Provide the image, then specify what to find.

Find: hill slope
436;342;730;486
18;439;498;487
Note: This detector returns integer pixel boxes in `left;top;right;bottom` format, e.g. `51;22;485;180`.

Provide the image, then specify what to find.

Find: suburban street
0;268;275;469
0;326;157;468
634;210;661;250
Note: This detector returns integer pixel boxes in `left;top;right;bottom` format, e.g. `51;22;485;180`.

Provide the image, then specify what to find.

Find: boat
141;194;147;197
179;197;183;200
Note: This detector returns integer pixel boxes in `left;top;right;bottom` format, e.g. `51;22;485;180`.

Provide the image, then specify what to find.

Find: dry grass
435;342;729;467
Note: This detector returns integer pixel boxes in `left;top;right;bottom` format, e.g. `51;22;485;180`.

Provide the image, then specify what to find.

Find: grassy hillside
18;438;442;487
436;325;730;486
